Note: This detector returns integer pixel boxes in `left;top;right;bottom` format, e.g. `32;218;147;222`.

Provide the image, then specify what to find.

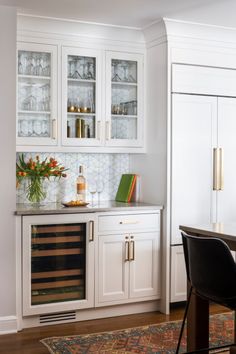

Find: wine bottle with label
76;165;86;202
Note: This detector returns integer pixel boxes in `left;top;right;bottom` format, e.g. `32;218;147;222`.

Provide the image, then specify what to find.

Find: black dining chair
176;231;236;354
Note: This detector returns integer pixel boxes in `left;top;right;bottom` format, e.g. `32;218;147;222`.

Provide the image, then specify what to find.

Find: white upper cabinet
17;40;145;152
17;42;58;147
61;47;102;147
105;51;144;148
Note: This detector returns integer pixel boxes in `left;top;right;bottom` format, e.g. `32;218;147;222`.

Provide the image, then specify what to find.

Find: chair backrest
181;231;236;306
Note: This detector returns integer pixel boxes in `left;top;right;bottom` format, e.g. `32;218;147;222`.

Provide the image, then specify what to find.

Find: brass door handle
219;148;224;190
213;148;224;191
129;239;135;261
88;220;94;242
125;240;129;261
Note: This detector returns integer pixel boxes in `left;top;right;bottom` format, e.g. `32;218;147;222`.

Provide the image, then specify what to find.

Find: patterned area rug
41;312;234;354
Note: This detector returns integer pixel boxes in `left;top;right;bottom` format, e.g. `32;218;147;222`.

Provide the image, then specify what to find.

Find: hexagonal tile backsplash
16;152;129;203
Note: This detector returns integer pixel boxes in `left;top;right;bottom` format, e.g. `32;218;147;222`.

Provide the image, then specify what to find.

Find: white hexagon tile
16;152;129;204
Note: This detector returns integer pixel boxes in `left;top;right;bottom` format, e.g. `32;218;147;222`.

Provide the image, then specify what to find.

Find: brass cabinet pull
88;220;94;242
213;148;224;191
125;240;129;261
129;239;135;261
119;220;139;225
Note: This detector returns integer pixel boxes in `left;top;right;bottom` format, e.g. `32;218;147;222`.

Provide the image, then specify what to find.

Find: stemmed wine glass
96;179;104;205
88;181;97;206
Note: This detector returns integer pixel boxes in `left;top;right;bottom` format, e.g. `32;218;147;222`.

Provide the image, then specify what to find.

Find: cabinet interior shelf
111;114;137;118
68;78;96;83
18;110;51;115
18;74;50;81
67;112;96;116
111;81;137;86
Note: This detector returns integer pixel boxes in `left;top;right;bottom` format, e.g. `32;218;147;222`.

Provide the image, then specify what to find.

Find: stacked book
115;174;140;203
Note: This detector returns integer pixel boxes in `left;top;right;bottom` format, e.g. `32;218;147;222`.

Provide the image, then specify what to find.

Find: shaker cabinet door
129;232;160;299
97;235;129;304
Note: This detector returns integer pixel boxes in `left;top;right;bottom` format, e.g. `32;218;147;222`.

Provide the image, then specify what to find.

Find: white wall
0;5;17;329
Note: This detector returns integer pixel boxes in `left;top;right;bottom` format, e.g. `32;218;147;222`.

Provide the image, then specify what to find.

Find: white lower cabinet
170;245;187;303
19;209;161;327
96;211;161;306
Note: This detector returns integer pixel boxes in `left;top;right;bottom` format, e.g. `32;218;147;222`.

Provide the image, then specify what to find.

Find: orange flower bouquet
16;154;68;203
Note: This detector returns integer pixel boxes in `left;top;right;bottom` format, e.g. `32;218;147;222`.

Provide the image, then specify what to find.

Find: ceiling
0;0;235;29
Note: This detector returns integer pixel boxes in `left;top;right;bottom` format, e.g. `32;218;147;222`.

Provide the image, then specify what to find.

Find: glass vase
26;177;46;204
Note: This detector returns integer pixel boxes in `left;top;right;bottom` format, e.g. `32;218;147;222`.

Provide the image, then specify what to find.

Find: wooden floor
0;303;229;354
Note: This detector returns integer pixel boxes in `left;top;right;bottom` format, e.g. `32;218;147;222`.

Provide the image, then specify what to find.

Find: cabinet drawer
98;213;159;233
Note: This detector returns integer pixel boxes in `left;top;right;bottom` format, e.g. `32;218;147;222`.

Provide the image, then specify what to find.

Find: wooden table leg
187;283;209;353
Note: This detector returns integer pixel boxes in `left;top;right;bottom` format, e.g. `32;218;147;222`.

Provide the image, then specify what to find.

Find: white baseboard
0;316;17;334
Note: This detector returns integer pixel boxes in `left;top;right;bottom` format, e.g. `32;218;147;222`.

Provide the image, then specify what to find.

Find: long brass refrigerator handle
213;148;221;191
213;148;224;191
219;148;224;191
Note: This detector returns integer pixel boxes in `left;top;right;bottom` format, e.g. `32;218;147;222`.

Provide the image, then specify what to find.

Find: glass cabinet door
17;43;57;147
105;52;144;147
31;223;86;306
62;47;102;146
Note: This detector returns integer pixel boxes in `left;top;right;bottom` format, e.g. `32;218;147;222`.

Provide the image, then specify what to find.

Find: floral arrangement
16;154;68;203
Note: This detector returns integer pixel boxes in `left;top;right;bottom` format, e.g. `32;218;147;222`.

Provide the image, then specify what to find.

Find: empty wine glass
96;179;104;205
88;181;97;206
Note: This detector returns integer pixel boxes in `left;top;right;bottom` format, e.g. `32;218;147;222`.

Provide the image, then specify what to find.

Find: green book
115;174;135;203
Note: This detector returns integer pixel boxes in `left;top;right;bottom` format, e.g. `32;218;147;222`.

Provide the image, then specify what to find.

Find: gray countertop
16;201;163;216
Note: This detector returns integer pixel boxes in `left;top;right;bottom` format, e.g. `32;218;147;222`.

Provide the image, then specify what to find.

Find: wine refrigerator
22;214;95;316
